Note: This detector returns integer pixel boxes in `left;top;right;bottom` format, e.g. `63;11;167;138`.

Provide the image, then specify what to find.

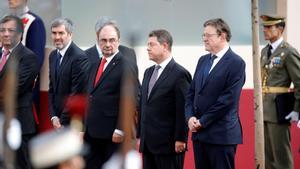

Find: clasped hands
188;117;201;132
285;111;300;128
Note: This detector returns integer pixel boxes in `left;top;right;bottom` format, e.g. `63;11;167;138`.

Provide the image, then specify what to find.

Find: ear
162;42;169;50
220;32;227;41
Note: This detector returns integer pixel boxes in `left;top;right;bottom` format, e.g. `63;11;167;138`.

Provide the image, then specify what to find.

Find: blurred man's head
0;15;23;49
7;0;27;10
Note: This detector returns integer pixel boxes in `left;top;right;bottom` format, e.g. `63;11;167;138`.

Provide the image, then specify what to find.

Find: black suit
48;42;89;125
139;58;191;169
0;43;39;169
84;51;139;169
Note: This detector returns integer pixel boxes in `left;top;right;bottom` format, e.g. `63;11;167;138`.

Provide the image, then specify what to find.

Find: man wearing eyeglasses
260;14;300;169
185;18;245;169
84;20;139;169
0;15;39;169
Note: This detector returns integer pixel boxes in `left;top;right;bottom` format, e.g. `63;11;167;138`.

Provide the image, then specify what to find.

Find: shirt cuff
51;116;59;121
114;129;124;136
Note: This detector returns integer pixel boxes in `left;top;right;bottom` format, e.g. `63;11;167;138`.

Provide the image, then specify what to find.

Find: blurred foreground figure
8;0;47;130
30;94;87;169
29;128;85;169
0;15;39;169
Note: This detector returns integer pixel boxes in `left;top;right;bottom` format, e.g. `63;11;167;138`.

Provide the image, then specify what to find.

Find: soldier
260;14;300;169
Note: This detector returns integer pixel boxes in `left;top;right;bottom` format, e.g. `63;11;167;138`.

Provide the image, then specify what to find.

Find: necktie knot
2;49;10;57
211;55;217;62
0;49;10;71
148;65;161;97
94;57;107;86
155;64;161;71
267;45;273;59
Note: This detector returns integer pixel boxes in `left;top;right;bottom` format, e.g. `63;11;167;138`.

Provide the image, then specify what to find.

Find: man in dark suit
0;15;39;169
185;18;245;169
84;20;139;169
138;29;191;169
48;18;89;129
8;0;47;127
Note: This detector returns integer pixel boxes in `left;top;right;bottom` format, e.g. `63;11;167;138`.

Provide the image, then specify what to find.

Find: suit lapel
92;52;121;91
147;59;175;100
200;49;231;89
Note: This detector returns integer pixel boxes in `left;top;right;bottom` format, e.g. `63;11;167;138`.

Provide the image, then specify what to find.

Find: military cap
260;14;285;26
29;128;83;168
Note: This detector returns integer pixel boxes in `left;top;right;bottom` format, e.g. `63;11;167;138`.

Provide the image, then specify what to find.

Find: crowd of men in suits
1;1;300;169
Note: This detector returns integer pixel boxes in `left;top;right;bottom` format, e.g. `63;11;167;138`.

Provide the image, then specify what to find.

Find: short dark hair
148;29;173;51
204;18;231;42
0;15;24;34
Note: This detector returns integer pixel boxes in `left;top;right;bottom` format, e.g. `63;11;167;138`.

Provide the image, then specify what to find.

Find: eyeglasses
202;33;218;38
99;38;118;44
0;28;17;34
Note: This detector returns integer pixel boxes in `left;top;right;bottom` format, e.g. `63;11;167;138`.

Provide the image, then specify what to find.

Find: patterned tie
202;55;217;83
94;57;107;86
0;49;10;71
148;65;161;97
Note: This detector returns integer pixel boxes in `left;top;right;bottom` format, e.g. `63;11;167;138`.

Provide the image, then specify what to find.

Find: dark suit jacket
85;51;139;139
48;42;89;125
139;59;191;154
0;43;39;134
185;48;245;145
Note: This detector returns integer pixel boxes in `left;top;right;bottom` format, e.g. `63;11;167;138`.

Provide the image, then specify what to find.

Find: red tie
94;58;107;86
0;49;10;71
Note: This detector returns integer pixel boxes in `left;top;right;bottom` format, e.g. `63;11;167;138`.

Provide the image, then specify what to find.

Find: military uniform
261;15;300;169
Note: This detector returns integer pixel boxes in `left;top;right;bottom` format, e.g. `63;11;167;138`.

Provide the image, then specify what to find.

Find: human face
51;25;72;50
0;20;21;49
147;36;165;63
263;25;282;43
7;0;26;9
202;25;222;54
97;25;120;58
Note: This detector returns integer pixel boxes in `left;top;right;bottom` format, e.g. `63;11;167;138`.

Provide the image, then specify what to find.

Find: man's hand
297;120;300;128
285;111;299;122
112;132;124;143
51;117;62;129
175;141;186;153
188;117;201;132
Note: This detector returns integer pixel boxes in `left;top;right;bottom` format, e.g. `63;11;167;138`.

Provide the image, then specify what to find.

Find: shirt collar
58;40;72;56
102;50;119;64
270;37;283;51
3;42;20;53
156;56;172;70
96;43;102;58
214;45;229;59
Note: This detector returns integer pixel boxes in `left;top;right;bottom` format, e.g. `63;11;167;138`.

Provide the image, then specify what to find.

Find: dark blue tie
55;51;62;79
202;55;217;83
